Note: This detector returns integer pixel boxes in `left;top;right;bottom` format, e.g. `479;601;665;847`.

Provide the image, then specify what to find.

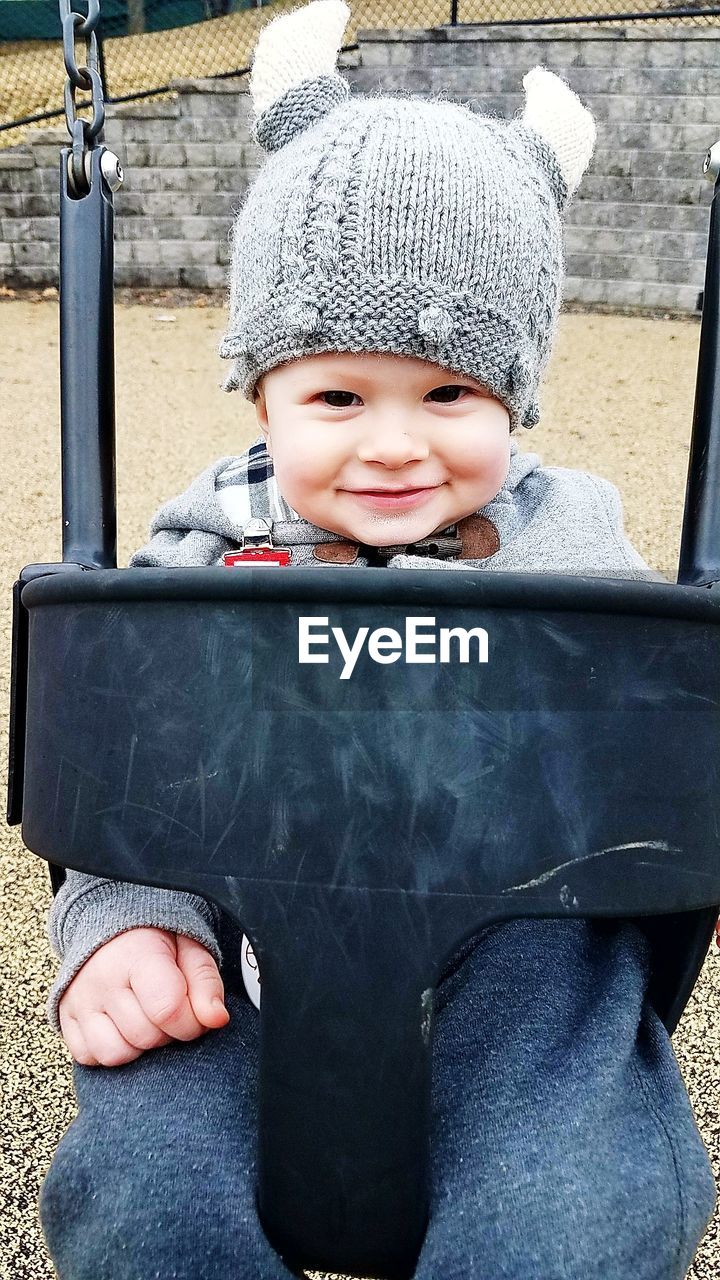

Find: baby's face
254;352;511;546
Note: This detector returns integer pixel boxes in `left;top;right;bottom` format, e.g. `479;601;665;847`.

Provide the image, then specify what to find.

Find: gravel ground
1;297;718;1280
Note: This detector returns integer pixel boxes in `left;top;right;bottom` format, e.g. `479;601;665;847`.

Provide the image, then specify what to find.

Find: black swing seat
10;561;720;1279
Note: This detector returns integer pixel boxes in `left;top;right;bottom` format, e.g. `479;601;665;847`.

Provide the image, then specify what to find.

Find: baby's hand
57;928;230;1068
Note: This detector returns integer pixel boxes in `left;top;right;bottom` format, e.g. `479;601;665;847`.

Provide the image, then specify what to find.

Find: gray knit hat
218;0;596;432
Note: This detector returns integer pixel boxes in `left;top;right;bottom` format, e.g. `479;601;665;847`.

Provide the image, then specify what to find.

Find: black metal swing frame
6;27;720;1279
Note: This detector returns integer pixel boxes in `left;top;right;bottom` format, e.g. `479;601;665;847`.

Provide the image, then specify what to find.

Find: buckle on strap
240;517;276;549
223;518;292;568
364;526;462;563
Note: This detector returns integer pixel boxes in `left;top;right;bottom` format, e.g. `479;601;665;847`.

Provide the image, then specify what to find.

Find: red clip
223;548;291;568
223;518;291;567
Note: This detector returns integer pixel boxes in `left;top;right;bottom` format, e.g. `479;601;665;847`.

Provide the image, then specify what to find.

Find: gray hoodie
44;437;664;1033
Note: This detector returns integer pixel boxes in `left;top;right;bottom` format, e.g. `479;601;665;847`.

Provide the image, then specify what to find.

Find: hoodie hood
128;435;662;583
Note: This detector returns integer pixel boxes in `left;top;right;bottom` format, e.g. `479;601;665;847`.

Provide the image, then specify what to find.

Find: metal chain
59;0;105;195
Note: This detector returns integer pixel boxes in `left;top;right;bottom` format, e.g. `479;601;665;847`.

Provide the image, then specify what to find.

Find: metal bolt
703;142;720;184
100;150;124;192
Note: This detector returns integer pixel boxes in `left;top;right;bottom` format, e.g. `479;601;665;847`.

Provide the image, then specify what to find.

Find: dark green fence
3;0;720;139
1;0;246;41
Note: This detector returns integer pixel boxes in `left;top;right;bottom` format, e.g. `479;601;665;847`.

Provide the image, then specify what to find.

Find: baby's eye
426;385;472;404
318;390;360;408
317;385;478;408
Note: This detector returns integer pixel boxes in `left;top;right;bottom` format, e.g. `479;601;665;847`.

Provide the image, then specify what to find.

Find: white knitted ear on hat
249;0;351;119
521;67;596;198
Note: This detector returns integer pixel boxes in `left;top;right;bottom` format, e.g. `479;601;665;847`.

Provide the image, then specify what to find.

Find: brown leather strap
312;515;499;564
313;540;360;564
456;513;501;560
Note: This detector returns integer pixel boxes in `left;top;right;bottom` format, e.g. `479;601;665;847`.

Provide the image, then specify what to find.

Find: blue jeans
39;918;716;1280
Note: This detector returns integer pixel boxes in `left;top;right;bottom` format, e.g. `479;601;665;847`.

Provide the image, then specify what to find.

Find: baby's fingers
175;935;229;1030
65;1010;145;1069
128;948;206;1041
105;988;175;1054
58;1009;99;1067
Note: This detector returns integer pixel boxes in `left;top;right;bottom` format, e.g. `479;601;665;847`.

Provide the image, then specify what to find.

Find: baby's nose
357;428;429;465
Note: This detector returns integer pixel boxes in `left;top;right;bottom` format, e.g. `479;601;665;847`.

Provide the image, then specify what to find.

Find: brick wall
1;20;718;310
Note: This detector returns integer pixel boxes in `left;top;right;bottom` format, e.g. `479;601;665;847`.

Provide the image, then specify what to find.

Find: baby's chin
287;489;482;546
307;511;464;548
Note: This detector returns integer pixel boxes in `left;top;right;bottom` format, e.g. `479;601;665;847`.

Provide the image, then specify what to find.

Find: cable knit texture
218;0;597;433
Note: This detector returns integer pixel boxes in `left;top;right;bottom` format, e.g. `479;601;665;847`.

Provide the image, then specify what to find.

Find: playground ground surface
0;296;718;1278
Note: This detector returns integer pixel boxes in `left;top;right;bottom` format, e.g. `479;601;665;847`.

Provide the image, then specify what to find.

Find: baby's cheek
463;445;508;485
273;456;313;501
477;435;511;485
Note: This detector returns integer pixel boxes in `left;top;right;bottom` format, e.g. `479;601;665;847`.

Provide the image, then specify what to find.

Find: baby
39;4;716;1279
